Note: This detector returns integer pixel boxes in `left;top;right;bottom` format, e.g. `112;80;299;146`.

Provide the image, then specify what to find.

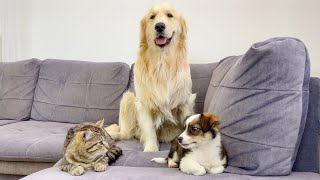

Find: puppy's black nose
155;22;166;32
178;137;183;143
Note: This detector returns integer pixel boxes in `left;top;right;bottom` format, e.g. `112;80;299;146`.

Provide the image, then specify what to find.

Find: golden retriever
106;3;196;152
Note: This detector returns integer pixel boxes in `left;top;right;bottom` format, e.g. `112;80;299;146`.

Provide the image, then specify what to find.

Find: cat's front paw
70;166;85;176
94;162;107;172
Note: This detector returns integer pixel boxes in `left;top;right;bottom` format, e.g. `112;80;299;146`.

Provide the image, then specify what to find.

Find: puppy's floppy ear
200;112;220;132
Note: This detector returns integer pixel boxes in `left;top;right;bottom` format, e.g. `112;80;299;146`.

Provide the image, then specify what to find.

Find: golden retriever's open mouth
155;32;175;48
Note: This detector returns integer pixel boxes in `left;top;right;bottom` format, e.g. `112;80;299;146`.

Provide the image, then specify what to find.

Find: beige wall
7;0;320;77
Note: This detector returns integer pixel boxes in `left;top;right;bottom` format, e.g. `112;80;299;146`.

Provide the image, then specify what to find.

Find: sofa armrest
293;77;320;173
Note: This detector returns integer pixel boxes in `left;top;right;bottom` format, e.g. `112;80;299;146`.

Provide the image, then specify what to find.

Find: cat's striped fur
61;119;122;176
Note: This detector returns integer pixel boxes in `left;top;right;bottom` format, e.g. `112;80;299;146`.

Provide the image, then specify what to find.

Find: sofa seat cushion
0;161;54;176
0;59;40;121
22;166;320;180
31;59;130;125
113;140;170;168
0;120;19;126
0;120;73;162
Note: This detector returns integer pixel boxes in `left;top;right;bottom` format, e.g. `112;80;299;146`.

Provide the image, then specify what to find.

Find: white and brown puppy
152;113;227;176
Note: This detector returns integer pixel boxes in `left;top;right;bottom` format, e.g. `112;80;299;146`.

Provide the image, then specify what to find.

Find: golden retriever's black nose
155;22;166;33
178;137;183;143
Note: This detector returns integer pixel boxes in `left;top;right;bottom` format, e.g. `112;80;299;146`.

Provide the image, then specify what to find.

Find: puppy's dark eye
167;13;173;18
191;127;199;133
150;15;155;19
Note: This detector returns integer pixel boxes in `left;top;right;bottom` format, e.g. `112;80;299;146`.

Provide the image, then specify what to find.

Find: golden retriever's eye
150;15;155;19
191;127;199;133
167;13;173;18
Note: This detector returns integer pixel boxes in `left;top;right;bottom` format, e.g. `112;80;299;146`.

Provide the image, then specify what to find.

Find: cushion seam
32;100;120;110
223;133;295;149
37;77;128;85
209;84;307;92
0;98;33;100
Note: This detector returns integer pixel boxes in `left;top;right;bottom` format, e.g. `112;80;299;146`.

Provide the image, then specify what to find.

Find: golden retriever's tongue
156;37;167;45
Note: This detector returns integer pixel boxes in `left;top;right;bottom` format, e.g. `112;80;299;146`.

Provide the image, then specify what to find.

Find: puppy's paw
180;163;206;176
209;166;224;174
70;166;85;176
94;162;107;172
168;162;178;168
144;142;159;152
168;158;178;168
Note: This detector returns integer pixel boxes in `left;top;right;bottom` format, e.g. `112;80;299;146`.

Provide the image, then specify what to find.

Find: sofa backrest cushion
204;37;310;175
0;59;40;121
30;59;130;125
128;63;218;114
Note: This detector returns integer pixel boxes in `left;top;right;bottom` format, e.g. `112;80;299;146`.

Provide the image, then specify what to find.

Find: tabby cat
61;119;122;176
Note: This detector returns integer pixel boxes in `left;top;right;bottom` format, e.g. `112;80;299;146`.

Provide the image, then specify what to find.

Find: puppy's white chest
185;142;224;170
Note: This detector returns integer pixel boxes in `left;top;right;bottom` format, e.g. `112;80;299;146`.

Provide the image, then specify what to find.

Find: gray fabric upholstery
0;120;18;126
128;63;218;113
22;166;320;180
0;174;24;180
293;77;320;173
0;59;40;121
204;37;310;175
191;63;218;113
113;140;170;167
0;161;54;176
0;120;73;162
30;59;130;125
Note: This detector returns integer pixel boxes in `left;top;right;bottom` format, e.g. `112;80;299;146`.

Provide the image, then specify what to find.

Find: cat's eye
150;15;155;19
167;13;173;18
191;127;199;133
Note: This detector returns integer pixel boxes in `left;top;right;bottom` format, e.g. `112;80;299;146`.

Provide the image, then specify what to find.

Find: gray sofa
0;38;319;179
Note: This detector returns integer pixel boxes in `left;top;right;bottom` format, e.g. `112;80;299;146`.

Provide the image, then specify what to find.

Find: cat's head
74;119;110;160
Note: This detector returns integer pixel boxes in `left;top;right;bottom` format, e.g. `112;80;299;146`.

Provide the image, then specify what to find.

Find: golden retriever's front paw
94;163;107;172
70;166;85;176
144;142;159;152
168;161;178;168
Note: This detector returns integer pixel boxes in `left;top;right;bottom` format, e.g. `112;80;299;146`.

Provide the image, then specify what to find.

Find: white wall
4;0;320;77
0;0;32;61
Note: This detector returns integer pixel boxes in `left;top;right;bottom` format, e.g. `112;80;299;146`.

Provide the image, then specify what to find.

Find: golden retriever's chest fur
134;57;192;111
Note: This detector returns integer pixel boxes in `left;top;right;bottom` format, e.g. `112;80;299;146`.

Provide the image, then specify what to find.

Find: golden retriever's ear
139;15;147;48
179;15;187;40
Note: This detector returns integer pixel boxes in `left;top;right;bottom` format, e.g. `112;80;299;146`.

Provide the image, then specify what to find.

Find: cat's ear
95;118;105;128
83;129;92;141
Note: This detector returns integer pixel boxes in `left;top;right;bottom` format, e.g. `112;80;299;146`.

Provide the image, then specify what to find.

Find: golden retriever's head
140;3;187;50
